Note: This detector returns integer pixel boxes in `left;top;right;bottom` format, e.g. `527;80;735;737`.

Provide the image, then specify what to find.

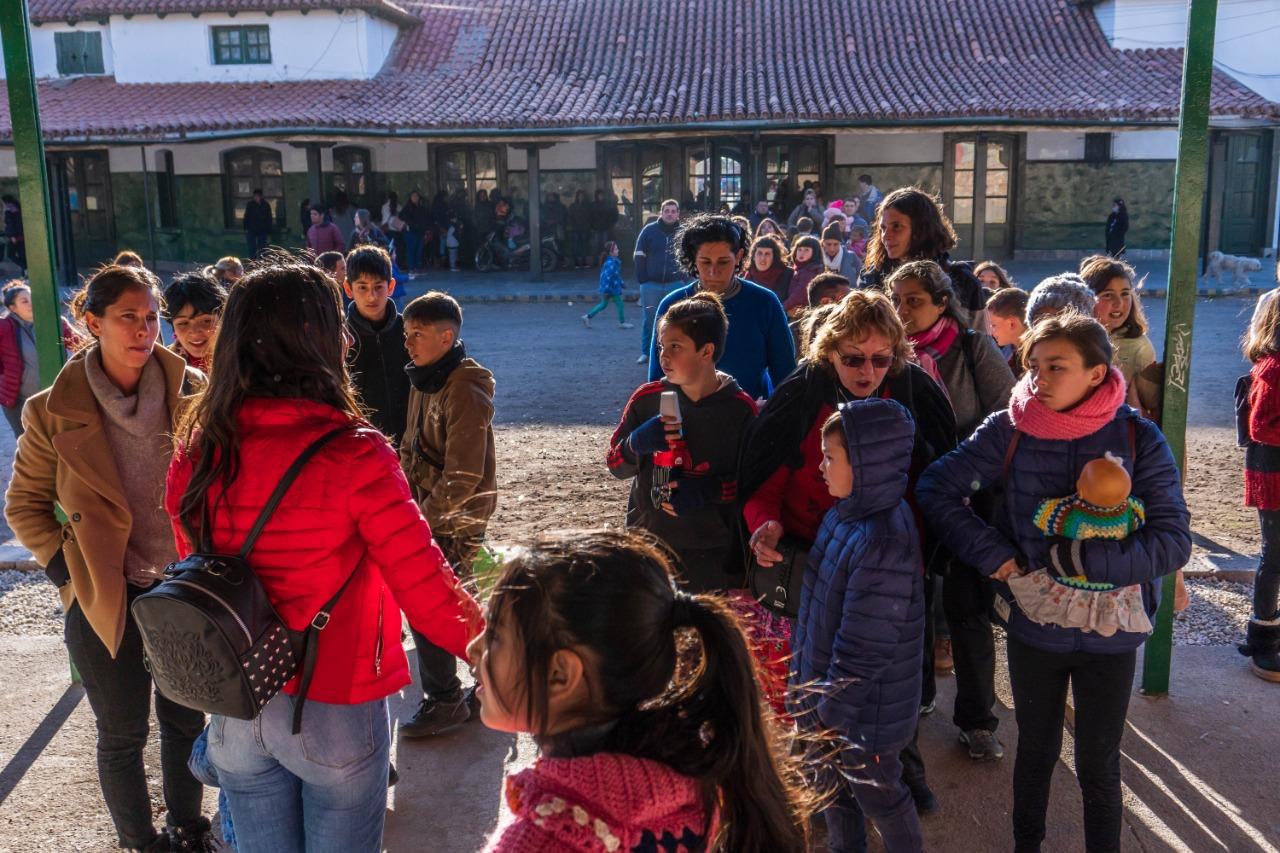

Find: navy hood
834;397;914;521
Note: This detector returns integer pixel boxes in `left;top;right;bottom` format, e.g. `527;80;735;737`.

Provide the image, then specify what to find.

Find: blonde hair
808;289;912;373
1245;291;1280;363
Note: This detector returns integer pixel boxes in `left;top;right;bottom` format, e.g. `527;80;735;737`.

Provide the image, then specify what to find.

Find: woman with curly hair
646;214;795;401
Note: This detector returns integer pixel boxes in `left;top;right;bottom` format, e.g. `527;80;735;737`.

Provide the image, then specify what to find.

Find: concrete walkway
376;640;1278;852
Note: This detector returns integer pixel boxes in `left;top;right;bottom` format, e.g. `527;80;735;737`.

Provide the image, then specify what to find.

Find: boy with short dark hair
987;287;1030;374
608;291;757;592
344;245;409;444
398;291;497;737
807;271;852;309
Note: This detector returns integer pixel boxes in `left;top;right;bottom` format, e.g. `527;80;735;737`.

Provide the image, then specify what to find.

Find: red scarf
1009;366;1127;440
907;317;959;392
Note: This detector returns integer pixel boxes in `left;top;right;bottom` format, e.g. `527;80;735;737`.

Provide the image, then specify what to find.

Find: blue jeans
639;281;678;355
246;232;269;258
208;694;390;853
823;749;923;853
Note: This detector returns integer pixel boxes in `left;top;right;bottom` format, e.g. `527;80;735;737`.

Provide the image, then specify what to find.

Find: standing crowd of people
0;178;1272;853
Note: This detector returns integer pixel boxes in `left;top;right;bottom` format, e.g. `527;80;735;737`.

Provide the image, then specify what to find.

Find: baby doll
1009;452;1153;637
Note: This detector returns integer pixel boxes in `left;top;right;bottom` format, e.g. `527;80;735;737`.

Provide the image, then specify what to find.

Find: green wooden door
1220;131;1271;257
60;152;116;269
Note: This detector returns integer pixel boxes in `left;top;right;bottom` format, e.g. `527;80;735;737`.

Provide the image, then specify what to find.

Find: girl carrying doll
917;312;1191;853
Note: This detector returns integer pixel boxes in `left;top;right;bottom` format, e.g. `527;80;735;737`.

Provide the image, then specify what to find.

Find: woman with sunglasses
740;289;956;812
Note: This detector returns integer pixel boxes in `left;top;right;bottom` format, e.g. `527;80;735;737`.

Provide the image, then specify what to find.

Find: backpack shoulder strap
1000;428;1022;489
238;426;351;561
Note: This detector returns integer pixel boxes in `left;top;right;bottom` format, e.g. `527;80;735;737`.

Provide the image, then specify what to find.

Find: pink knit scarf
1008;366;1127;440
908;316;960;394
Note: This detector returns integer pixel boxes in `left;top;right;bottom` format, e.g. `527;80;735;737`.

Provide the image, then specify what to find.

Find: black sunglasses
838;353;894;369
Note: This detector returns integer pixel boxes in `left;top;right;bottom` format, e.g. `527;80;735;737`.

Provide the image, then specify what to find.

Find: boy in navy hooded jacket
790;397;925;853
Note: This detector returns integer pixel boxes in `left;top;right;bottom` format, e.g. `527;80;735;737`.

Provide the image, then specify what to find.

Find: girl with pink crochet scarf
470;531;812;853
917;313;1190;852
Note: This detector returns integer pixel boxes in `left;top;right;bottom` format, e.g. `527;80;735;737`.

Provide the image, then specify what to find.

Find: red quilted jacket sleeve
345;430;483;659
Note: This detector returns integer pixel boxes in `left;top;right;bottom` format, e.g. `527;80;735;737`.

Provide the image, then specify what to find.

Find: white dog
1205;251;1263;287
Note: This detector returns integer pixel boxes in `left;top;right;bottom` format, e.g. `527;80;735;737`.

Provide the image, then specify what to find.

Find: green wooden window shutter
54;32;104;75
82;32;104;74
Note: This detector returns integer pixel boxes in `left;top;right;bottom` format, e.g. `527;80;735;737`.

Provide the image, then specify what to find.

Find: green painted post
1141;0;1219;696
1;0;64;388
2;3;76;686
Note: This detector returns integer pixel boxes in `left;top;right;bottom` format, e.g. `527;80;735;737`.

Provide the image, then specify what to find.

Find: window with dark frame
331;146;372;207
221;147;283;228
211;25;271;65
54;31;105;76
1084;133;1113;164
155;150;178;230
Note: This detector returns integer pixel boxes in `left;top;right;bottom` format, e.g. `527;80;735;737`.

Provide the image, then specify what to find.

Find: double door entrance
47;150;116;282
944;133;1016;260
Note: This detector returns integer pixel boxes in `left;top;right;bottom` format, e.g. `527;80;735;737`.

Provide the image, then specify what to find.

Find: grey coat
936;330;1016;441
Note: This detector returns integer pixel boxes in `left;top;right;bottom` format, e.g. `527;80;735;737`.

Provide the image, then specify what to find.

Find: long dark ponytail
484;530;811;851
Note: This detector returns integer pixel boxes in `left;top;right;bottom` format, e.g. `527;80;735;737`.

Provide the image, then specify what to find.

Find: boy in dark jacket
344;245;409;444
790;398;924;853
608;292;756;592
398;291;497;737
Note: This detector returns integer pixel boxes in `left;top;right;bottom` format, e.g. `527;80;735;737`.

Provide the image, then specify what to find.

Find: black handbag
131;427;361;734
748;535;810;618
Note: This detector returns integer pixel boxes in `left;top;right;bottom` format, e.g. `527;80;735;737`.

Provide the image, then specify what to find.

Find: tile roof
8;0;1279;141
28;0;419;26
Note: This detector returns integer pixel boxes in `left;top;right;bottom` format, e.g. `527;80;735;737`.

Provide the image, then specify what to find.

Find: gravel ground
0;568;1256;647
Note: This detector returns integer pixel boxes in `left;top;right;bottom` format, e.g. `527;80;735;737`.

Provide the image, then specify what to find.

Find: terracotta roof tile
29;0;418;25
8;0;1279;141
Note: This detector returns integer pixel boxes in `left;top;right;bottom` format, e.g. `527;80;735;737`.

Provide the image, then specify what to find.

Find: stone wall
831;164;943;200
1019;160;1175;251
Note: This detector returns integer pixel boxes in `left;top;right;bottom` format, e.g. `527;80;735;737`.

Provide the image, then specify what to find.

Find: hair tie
670;591;699;628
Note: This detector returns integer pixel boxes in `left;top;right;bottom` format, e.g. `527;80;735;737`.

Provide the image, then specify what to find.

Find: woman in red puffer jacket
166;259;482;853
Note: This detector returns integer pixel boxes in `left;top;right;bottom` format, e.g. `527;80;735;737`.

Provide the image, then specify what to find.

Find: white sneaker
636;354;649;364
581;314;592;328
618;322;635;329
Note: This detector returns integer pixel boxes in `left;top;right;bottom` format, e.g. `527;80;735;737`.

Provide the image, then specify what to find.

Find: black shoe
1240;618;1280;683
959;728;1005;761
388;761;400;788
910;785;940;816
919;700;936;717
124;835;172;853
167;818;217;853
399;693;471;738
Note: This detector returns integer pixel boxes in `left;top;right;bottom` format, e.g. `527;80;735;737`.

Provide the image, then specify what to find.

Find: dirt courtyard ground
0;296;1270;851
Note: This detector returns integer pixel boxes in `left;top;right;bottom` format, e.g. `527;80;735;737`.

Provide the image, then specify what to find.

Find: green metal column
1;0;64;387
1141;0;1219;696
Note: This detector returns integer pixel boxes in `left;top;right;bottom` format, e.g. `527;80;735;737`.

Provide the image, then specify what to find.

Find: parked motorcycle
475;232;559;273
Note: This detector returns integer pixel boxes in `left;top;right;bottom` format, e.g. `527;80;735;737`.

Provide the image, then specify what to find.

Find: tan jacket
399;359;497;542
5;345;201;656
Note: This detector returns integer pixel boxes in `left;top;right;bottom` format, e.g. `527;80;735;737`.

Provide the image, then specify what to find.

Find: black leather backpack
132;427;361;734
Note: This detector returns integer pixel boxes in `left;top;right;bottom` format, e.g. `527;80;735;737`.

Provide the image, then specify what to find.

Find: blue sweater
790;398;924;755
917;406;1191;654
648;279;796;400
